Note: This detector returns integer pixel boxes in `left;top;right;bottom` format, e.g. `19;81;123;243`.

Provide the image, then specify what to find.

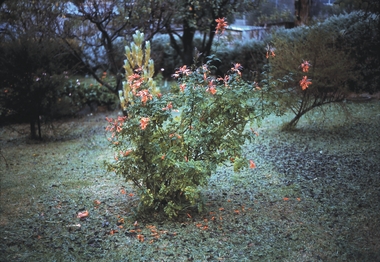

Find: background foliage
0;37;73;138
264;11;379;128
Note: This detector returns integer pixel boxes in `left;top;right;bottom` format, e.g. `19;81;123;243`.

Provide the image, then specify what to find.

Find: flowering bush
105;30;264;218
265;24;358;129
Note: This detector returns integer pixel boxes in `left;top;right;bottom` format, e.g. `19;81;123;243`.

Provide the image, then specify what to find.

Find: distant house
323;0;335;6
225;18;294;42
226;24;269;41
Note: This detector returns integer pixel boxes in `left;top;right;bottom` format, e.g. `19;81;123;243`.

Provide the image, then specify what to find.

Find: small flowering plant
105;30;262;218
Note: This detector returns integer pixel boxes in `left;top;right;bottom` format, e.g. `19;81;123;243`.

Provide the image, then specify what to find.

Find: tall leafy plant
105;30;265;217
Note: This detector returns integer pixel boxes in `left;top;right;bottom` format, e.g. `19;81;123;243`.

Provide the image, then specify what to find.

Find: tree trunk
37;115;42;139
30;119;37;139
295;0;311;26
182;24;196;66
283;113;302;130
200;29;216;60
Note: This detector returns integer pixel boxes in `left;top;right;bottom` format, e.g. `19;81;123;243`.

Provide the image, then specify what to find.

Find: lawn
1;99;379;261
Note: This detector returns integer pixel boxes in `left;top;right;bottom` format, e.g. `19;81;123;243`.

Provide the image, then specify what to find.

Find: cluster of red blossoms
215;17;228;35
106;116;127;138
300;60;312;90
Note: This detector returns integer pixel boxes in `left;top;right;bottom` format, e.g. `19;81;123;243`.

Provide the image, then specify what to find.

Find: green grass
1;101;380;261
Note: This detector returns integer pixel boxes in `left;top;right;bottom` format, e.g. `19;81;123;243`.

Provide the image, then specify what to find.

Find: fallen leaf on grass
77;210;89;219
117;216;124;225
249;160;256;169
110;229;118;235
137;234;144;242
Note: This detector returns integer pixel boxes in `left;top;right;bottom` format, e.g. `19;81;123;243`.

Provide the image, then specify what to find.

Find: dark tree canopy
0;0;77;139
161;0;263;65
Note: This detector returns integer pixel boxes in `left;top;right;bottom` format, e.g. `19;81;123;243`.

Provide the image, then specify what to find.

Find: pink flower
215;17;228;35
140;117;150;130
136;89;152;105
301;60;311;73
162;102;173;111
206;80;217;95
300;76;312;90
231;63;242;76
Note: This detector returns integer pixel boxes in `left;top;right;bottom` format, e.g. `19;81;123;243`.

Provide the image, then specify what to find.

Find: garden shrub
151;33;270;85
105;30;266;218
150;34;182;79
214;38;267;82
150;35;209;79
0;37;72;138
307;11;379;93
331;11;380;94
63;74;119;114
266;15;362;129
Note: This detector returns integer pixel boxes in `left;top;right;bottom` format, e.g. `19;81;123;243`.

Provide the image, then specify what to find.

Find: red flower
177;65;191;76
128;73;141;83
301;60;311;73
206;80;217;95
231;63;243;76
215;17;228;34
300;76;312;90
266;44;276;59
209;86;217;95
217;75;230;87
162;102;173;111
136;89;152;104
140;117;150;130
120;150;132;157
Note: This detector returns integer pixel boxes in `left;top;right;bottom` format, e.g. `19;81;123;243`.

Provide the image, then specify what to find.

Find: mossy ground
1;100;379;261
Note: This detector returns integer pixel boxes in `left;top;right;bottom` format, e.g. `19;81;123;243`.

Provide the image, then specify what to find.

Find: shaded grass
1;101;380;261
